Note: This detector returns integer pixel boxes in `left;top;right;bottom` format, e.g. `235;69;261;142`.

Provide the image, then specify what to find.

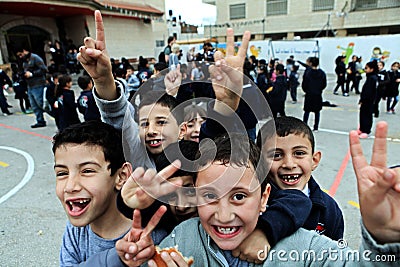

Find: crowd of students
47;10;400;267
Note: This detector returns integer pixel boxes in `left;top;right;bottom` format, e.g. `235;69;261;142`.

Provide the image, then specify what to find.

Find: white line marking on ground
0;146;35;205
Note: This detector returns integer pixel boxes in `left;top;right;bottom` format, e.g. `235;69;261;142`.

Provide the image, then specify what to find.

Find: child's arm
350;121;400;244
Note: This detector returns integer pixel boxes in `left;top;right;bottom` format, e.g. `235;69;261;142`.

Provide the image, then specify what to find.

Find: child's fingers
131;209;143;231
142;205;167;237
94;10;106;51
83;37;96;49
349;130;368;173
236;31;251;59
225;28;235;57
370;121;388;169
157;160;181;182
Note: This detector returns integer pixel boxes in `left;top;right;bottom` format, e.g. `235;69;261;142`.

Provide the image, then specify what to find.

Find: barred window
230;4;246;20
354;0;400;10
313;0;335;11
266;0;288;15
156;40;164;47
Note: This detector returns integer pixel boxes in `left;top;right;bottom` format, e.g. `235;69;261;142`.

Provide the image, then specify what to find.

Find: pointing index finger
94;10;106;51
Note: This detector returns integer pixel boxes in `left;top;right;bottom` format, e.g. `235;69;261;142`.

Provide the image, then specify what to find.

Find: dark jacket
270;177;344;241
268;75;287;114
360;73;378;105
57;89;81;131
22;53;47;88
77;90;101;121
335;61;346;84
302;68;327;112
385;70;400;97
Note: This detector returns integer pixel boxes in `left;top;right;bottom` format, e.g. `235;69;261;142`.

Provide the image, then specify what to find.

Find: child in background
267;63;287;118
54;74;81;131
182;104;206;143
11;63;31;114
385;61;400;114
77;75;101;122
53;121;132;266
289;64;299;104
358;60;378;138
257;116;344;240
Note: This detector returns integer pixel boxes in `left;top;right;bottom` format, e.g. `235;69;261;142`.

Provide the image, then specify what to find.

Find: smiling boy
257;116;344;240
53;121;132;266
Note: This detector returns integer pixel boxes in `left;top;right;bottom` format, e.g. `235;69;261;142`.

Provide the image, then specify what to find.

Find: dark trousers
303;111;320;130
334;81;346;94
359;103;373;134
0;89;10;113
386;96;399;111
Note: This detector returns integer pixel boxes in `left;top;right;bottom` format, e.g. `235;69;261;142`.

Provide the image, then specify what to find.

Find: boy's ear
115;162;133;190
178;122;187;140
260;183;271;212
312;151;322;171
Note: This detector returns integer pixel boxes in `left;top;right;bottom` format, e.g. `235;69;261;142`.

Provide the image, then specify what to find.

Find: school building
0;0;167;65
204;0;400;42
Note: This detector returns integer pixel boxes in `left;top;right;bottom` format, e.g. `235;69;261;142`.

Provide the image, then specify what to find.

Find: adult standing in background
333;55;347;96
16;47;48;128
163;36;176;65
43;40;53;66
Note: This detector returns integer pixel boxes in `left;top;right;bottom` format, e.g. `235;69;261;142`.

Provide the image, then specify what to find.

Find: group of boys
52;10;400;267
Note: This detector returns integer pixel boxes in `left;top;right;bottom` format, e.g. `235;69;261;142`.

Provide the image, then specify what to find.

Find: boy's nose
282;156;296;169
146;123;159;136
215;203;235;223
64;174;81;193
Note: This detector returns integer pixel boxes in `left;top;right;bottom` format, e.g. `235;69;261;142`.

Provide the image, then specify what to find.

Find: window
156;40;164;47
266;0;288;15
353;0;400;10
230;3;246;19
313;0;335;11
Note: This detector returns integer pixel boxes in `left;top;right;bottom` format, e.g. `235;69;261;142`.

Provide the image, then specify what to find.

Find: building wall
209;0;400;40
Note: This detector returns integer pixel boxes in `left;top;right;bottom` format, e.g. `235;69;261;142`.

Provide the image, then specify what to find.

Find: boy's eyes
184;187;196;197
55;170;68;177
272;150;307;159
202;192;217;200
232;193;247;201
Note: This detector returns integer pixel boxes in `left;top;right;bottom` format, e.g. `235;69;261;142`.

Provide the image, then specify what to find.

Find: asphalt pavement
1;73;400;266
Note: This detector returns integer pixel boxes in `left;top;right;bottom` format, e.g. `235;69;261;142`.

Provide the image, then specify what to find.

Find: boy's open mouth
66;198;91;216
278;174;301;185
146;139;163;147
213;225;240;238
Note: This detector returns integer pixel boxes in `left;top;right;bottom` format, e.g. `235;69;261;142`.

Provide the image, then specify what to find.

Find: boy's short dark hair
138;91;183;124
309;57;319;67
155;140;199;178
77;75;92;90
257;116;315;153
52;121;125;176
154;62;168;72
275;64;285;74
196;134;267;192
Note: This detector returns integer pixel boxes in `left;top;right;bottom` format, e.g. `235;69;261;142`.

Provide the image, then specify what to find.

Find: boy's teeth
281;174;300;182
217;226;237;234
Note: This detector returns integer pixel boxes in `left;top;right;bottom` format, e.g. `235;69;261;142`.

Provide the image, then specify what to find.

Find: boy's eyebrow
54;161;102;169
139;116;169;121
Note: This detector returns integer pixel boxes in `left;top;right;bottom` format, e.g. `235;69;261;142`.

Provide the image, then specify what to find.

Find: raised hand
121;160;183;209
77;10;116;100
164;64;182;96
209;28;251;114
116;206;167;266
232;229;269;264
349;121;400;243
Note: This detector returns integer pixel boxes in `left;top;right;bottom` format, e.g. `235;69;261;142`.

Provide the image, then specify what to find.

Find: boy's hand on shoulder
350;121;400;244
77;10;116;100
232;228;269;264
165;64;182;96
209;29;251;115
116;206;167;266
122;161;183;209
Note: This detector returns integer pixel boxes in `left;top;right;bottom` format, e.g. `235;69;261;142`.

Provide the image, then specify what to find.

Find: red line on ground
0;123;52;141
328;149;351;197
